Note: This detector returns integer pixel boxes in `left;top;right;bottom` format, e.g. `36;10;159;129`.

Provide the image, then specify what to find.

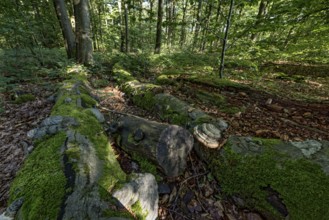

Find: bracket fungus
193;123;223;149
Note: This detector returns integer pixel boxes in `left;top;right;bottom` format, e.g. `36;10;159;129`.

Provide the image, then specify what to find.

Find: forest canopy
0;0;328;64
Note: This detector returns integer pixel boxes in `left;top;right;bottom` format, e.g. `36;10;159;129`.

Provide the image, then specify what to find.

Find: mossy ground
13;94;36;104
194;89;244;115
9;133;67;219
210;138;329;220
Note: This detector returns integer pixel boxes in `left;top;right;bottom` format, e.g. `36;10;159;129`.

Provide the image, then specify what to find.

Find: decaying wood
108;116;194;177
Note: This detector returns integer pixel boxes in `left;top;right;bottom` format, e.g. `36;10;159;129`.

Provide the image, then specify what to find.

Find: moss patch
81;93;97;107
188;75;249;90
131;201;148;220
9;133;67;219
210;138;329;220
131;153;161;181
112;64;135;85
156;74;179;85
51;86;127;196
14;94;36;104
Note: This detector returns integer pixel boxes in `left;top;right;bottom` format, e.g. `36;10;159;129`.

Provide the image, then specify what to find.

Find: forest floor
0;61;329;219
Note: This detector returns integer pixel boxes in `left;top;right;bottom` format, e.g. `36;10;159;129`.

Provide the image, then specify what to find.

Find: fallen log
108;116;194;177
111;65;229;157
2;69;158;220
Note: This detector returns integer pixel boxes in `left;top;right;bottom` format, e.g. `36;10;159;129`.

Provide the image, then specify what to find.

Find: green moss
112;64;135;85
52;80;127;201
9;133;67;219
102;208;133;219
81;93;97;107
92;79;109;88
193;115;214;124
156;74;178;85
131;201;148;220
14;94;35;104
132;91;155;111
210;138;329;220
195;90;226;107
131;153;161;181
189;75;249;90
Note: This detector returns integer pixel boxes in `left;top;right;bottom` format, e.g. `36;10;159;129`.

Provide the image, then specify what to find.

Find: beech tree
74;0;93;65
154;0;163;54
53;0;76;59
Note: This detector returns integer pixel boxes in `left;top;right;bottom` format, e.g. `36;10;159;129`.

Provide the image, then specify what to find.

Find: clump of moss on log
210;137;329;220
9;133;67;219
8;70;129;219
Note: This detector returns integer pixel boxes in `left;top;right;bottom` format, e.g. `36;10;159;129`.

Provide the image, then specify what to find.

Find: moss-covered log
112;63;163;110
112;65;228;151
109;116;194;177
210;136;329;220
3;69;157;220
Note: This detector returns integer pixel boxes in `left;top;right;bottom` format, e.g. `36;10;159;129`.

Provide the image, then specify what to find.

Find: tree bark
109;116;194;177
219;0;234;78
53;0;76;59
154;0;163;54
118;0;125;52
124;2;129;53
180;0;188;47
200;0;213;51
192;0;202;51
251;0;267;41
74;0;93;65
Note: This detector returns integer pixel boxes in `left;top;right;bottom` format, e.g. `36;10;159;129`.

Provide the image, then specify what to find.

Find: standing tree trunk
219;0;234;78
124;2;130;53
251;0;267;41
118;0;125;52
192;0;202;51
180;0;187;47
74;0;93;65
53;0;76;59
200;0;213;51
154;0;163;54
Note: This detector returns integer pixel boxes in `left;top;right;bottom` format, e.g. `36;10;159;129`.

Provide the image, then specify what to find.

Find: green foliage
211;138;329;220
9;133;67;219
13;94;35;104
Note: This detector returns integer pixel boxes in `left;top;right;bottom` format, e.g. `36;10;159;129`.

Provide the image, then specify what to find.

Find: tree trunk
180;0;188;47
251;0;267;41
118;0;125;52
166;0;172;47
53;0;76;59
109;116;194;177
219;0;234;78
200;0;213;51
74;0;93;65
124;2;129;53
154;0;163;54
192;0;202;51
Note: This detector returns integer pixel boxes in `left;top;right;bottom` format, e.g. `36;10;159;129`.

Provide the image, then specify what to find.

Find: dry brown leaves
0;97;53;212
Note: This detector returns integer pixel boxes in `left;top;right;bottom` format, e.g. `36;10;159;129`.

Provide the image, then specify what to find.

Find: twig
180;171;209;185
163;207;190;220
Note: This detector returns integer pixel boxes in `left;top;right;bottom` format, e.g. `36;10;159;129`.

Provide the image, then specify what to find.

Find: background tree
155;0;163;54
219;0;234;78
53;0;76;59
